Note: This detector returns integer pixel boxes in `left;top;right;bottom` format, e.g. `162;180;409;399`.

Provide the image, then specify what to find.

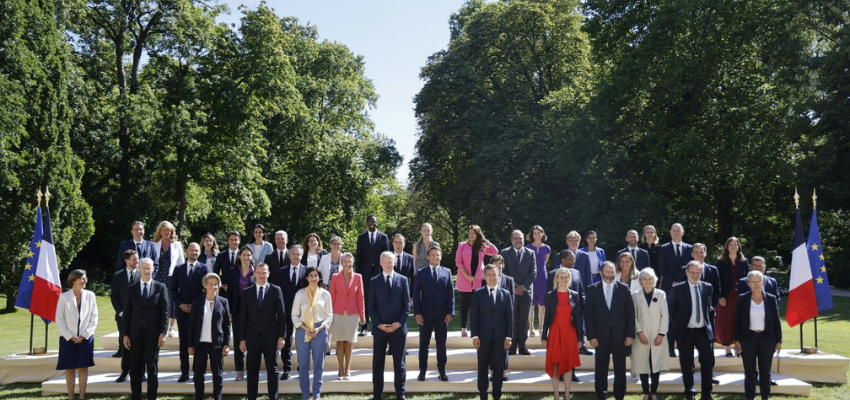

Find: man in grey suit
500;230;536;355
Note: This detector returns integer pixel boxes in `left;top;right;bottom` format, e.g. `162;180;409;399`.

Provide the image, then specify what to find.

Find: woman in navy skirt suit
56;269;98;400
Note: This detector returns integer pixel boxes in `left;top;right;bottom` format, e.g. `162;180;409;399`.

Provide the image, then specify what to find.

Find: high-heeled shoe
235;371;244;381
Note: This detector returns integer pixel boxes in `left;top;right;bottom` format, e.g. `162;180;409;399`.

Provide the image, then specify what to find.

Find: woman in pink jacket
456;224;499;337
329;252;365;379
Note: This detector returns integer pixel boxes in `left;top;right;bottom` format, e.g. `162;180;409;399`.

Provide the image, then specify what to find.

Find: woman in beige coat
631;268;669;400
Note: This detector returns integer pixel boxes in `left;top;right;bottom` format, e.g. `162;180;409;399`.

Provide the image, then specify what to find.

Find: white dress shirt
687;282;705;328
749;299;766;331
200;298;215;343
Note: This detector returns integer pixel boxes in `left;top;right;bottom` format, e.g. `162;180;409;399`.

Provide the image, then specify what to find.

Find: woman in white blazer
630;268;669;400
153;221;185;336
55;269;98;400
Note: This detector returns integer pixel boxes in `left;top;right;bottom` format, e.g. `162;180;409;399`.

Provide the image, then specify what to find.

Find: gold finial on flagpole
812;189;817;210
44;186;51;207
37;188;43;207
794;187;800;210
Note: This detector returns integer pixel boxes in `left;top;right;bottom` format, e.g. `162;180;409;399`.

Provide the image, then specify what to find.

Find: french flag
785;208;818;327
28;207;62;322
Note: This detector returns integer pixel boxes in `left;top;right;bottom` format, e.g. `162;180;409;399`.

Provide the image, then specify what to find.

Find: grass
1;294;848;399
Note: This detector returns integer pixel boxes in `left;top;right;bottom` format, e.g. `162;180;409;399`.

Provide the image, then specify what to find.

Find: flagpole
813;189;818;350
28;188;43;355
795;188;804;354
44;187;51;353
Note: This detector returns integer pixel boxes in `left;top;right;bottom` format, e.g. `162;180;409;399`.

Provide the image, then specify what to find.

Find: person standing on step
187;273;230;400
501;230;536;355
239;263;286;400
369;252;410;400
356;215;390;336
413;246;455;382
668;261;715;400
112;250;138;382
471;264;513;400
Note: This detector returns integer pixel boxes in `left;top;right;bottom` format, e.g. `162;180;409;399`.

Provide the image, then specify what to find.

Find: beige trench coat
631;289;670;374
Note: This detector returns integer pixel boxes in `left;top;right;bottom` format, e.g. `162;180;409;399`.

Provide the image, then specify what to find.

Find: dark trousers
246;337;280;400
594;329;627;400
373;331;406;398
280;317;294;373
193;342;224;400
129;327;160;400
176;310;191;375
511;293;531;350
640;372;660;395
742;332;776;400
117;317;129;373
231;310;245;372
679;327;715;396
478;340;506;400
459;292;473;329
418;316;448;373
363;277;372;328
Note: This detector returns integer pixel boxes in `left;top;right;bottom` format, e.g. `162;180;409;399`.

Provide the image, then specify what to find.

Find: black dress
156;247;175;318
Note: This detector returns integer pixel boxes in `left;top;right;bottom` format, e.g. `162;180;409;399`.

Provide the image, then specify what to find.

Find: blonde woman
631;268;669;400
199;233;219;269
541;268;582;400
412;223;439;270
638;225;660;270
153;221;185;336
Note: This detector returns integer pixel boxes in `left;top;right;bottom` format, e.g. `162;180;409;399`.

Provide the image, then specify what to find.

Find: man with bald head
617;230;650;271
369;251;411;400
500;230;536;355
658;223;693;292
172;242;209;382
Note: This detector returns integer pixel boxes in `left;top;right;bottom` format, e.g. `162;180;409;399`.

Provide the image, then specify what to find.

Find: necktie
258;285;264;307
279;251;284;267
605;284;612;310
630;249;636;259
370;232;375;246
135;242;141;253
516;249;520;260
396;255;401;270
230;251;235;266
694;285;701;324
143;282;149;304
292;267;298;283
386;274;391;295
675;243;681;258
490;288;495;304
431;267;436;280
129;270;135;284
188;263;194;277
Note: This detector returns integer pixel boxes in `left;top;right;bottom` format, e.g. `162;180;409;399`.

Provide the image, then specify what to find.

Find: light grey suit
500;245;536;351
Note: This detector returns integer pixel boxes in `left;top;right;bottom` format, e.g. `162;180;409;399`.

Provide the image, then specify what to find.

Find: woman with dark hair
292;267;333;400
526;225;551;337
638;225;660;270
227;245;255;381
187;273;230;400
250;224;273;266
455;224;499;337
716;236;749;357
198;233;220;269
541;267;582;400
301;233;329;269
580;230;606;280
56;269;98;400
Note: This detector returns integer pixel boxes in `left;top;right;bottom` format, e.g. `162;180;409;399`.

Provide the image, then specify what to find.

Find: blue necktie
605;284;612;310
386;275;391;295
143;282;149;304
258;285;264;307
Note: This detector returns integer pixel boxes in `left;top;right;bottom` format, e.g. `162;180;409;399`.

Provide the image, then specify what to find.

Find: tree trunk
174;145;189;235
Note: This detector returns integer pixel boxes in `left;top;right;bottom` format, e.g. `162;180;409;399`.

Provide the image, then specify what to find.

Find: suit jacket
734;292;782;343
618;247;651;271
278;265;305;314
264;249;290;285
571;249;593;291
638;243;660;270
188;295;231;348
238;283;287;343
213;248;240;283
153;239;185;276
500;246;537;296
546;267;585;308
717;258;751;299
111;268;137;320
584;281;635;343
413;265;455;318
481;274;516;306
658;241;693;289
579;247;606;274
171;261;209;308
224;267;255;316
56;289;99;341
667;280;714;342
541;289;583;342
368;273;410;336
679;263;721;307
393;252;416;294
469;285;513;344
116;239;155;271
355;230;390;279
737;276;780;310
329;272;366;319
123;279;169;340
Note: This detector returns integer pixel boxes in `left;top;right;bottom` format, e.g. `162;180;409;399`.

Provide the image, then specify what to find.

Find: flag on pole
28;206;62;322
14;207;43;310
786;208;818;327
808;208;833;311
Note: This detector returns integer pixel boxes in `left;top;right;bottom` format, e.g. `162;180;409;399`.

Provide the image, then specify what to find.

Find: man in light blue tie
668;261;715;400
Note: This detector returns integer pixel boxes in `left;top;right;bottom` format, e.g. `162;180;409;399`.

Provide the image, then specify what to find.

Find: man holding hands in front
413;246;455;381
470;264;513;400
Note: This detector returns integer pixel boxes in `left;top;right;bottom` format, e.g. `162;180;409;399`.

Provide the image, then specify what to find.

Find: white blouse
291;287;334;330
750;299;766;331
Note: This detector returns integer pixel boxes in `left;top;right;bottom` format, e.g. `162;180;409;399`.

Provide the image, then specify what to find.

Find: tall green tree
0;0;94;309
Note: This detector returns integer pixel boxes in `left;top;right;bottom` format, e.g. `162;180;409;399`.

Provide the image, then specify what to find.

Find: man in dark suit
549;249;591;360
276;245;305;380
677;243;721;382
737;256;780;308
187;275;230;400
485;255;515;381
213;231;241;291
392;233;416;299
111;250;139;380
669;261;716;400
122;257;169;400
501;230;536;355
565;231;593;290
413;246;454;381
658;223;693;292
171;242;209;382
617;230;651;271
264;230;290;285
116;221;155;271
585;261;635;400
356;214;391;335
369;251;410;400
239;263;287;400
471;264;514;400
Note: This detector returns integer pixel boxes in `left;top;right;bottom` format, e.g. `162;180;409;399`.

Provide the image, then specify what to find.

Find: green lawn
1;294;848;399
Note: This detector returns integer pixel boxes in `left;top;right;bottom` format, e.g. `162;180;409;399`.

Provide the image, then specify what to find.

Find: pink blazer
455;241;499;292
329;271;366;320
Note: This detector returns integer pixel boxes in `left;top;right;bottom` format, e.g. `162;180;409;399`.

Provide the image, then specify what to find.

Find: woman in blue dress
525;225;551;337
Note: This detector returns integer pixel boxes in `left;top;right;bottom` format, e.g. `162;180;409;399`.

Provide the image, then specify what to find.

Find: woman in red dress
542;268;582;400
715;236;749;356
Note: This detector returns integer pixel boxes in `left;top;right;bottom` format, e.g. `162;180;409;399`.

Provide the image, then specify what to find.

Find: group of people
52;218;783;400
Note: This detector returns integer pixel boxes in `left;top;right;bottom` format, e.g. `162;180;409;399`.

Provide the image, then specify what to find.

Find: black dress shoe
115;372;128;383
438;372;448;381
397;396;406;400
700;396;714;400
771;380;778;385
387;348;392;355
518;348;531;355
572;373;580;382
177;374;190;383
711;377;720;384
141;374;147;382
502;375;508;381
508;349;517;355
111;351;122;358
280;371;290;380
578;346;593;356
417;372;426;381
